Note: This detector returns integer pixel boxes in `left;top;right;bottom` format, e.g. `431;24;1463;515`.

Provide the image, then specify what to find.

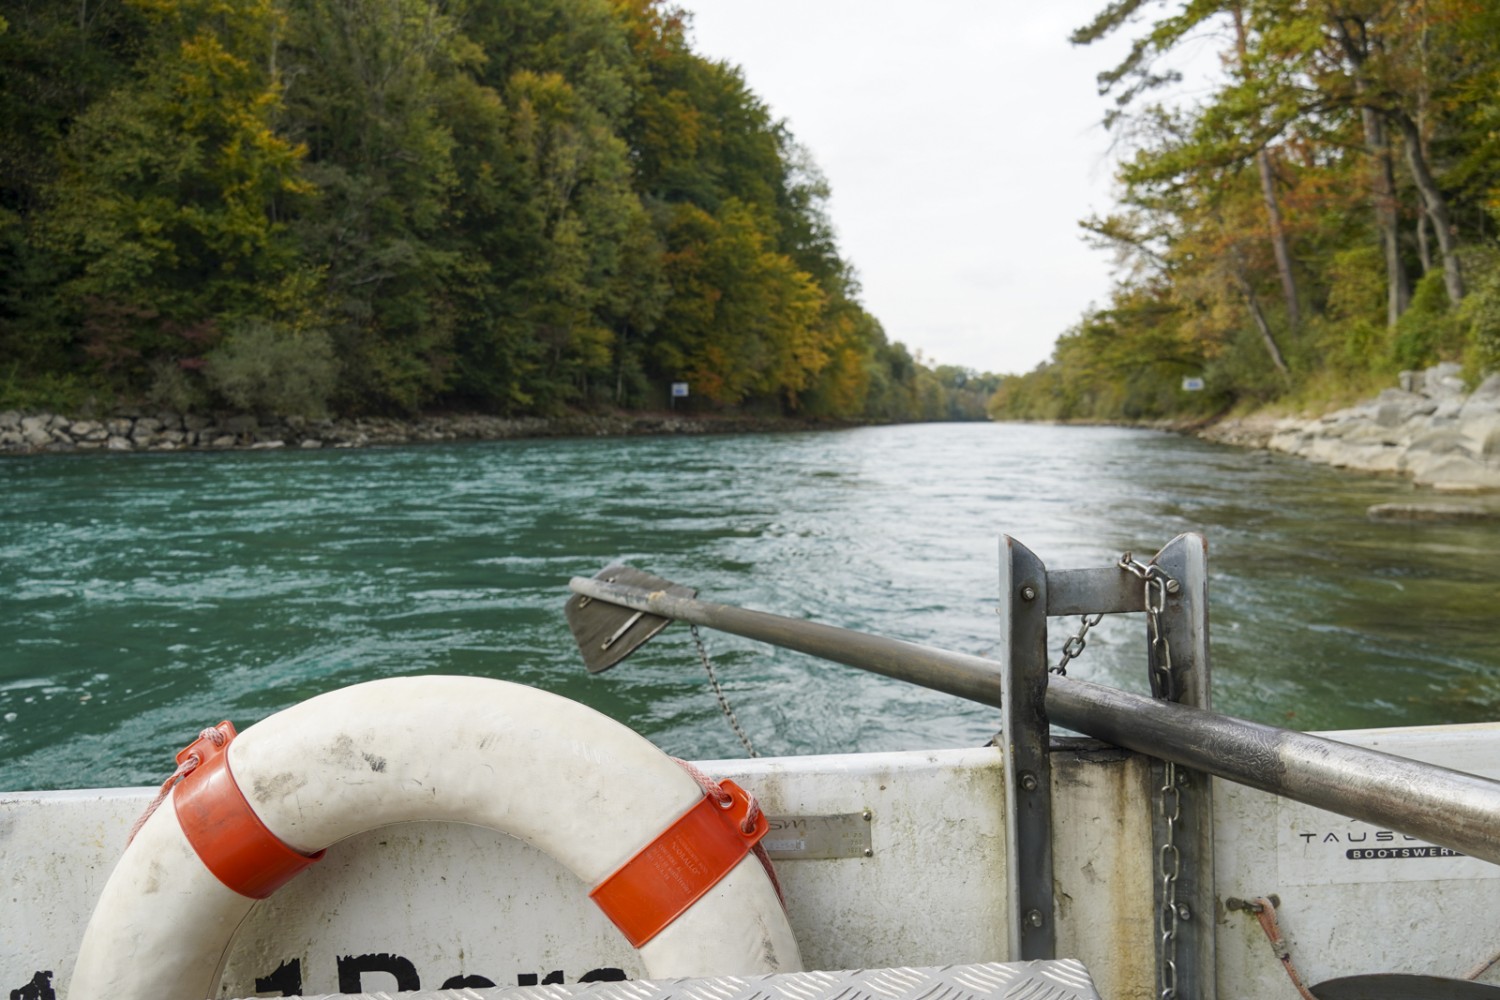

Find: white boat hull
6;725;1500;999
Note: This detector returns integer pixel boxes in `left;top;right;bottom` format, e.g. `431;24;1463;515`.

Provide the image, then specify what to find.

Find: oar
566;567;1500;868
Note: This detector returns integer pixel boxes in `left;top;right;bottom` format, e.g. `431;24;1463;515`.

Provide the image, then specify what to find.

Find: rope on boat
673;755;784;909
1466;946;1500;981
125;725;226;845
1239;896;1318;1000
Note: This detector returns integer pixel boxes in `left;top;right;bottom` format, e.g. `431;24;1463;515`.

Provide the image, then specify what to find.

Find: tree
654;200;827;407
279;0;466;412
41;0;308;394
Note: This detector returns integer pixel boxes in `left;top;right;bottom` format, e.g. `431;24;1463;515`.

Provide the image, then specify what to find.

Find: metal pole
568;575;1500;867
997;537;1054;960
570;576;1004;704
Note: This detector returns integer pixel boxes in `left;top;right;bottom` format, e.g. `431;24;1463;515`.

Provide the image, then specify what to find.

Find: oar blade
564;565;697;673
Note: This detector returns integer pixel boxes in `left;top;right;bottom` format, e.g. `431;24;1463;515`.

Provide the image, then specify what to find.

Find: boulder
1461;374;1500;417
1425;361;1466;397
223;414;257;435
1375;390;1437;425
1407;428;1473;456
1430;397;1465;424
1476;426;1500;459
70;420;106;442
1407;452;1500;491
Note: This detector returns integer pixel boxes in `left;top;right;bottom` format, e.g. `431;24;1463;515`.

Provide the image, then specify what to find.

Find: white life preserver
68;676;801;999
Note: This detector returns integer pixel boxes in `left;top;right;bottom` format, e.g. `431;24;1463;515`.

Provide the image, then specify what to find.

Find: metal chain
1119;553;1183;1000
1052;613;1104;675
1157;759;1182;1000
690;624;758;758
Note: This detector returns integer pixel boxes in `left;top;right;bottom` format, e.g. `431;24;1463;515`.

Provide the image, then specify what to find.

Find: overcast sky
676;1;1203;375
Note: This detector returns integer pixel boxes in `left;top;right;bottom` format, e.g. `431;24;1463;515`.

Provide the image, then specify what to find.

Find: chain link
1053;613;1104;675
690;624;759;758
1119;553;1183;1000
1045;552;1187;999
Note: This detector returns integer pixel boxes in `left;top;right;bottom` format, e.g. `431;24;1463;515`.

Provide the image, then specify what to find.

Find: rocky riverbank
0;409;844;455
1200;362;1500;492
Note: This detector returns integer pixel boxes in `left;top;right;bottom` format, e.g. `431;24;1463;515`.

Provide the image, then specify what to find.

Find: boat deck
293;962;1102;1000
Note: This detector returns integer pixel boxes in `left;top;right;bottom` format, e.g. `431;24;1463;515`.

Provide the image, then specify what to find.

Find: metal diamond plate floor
292;961;1102;1000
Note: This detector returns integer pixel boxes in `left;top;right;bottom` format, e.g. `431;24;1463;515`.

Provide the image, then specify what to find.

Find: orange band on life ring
589;779;769;947
172;721;324;899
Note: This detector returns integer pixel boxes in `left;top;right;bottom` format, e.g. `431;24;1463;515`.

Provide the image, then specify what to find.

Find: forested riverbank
6;2;1499;436
988;0;1500;426
0;0;996;426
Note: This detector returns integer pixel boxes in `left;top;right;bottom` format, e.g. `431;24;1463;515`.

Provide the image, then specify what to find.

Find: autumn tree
38;0;308;398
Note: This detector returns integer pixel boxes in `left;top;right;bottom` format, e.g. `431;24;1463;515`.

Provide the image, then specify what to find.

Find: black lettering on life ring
9;971;55;1000
580;968;629;983
254;958;302;996
519;970;566;986
337;953;420;992
443;974;498;988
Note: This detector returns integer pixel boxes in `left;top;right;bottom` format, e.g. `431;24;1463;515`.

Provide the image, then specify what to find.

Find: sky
675;1;1202;375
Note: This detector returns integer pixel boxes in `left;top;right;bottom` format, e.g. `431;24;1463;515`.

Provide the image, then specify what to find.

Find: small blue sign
1181;377;1205;392
671;382;689;398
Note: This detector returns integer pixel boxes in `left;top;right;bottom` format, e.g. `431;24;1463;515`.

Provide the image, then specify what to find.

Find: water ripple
2;424;1498;789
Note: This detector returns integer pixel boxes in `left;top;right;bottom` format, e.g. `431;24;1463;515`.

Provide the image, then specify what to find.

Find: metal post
997;536;1054;960
1147;534;1215;1000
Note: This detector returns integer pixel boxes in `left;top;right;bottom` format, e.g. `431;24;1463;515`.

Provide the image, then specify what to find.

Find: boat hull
5;726;1500;999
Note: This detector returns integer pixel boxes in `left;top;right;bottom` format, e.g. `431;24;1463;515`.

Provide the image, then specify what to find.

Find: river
2;422;1496;791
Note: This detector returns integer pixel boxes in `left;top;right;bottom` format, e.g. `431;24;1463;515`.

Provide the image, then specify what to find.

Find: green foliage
0;367;96;413
1392;272;1461;371
1021;0;1500;422
204;319;337;418
1459;251;1500;380
0;0;989;425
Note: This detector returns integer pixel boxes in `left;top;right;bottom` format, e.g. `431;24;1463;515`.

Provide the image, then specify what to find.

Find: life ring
69;675;801;999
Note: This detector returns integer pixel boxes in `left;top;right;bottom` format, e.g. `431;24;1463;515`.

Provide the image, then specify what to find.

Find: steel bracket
997;533;1216;994
997;536;1054;960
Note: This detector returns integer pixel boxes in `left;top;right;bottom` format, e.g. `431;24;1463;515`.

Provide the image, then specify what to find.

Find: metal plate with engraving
762;812;873;860
296;960;1104;1000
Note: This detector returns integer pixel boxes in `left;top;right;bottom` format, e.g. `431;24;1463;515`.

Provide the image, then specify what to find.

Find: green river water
2;422;1497;791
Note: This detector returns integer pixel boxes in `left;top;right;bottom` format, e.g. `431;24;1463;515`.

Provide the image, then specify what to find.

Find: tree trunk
1417;213;1433;275
1234;6;1301;331
1232;254;1291;379
1360;107;1408;326
1255;148;1301;331
1393;109;1464;302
